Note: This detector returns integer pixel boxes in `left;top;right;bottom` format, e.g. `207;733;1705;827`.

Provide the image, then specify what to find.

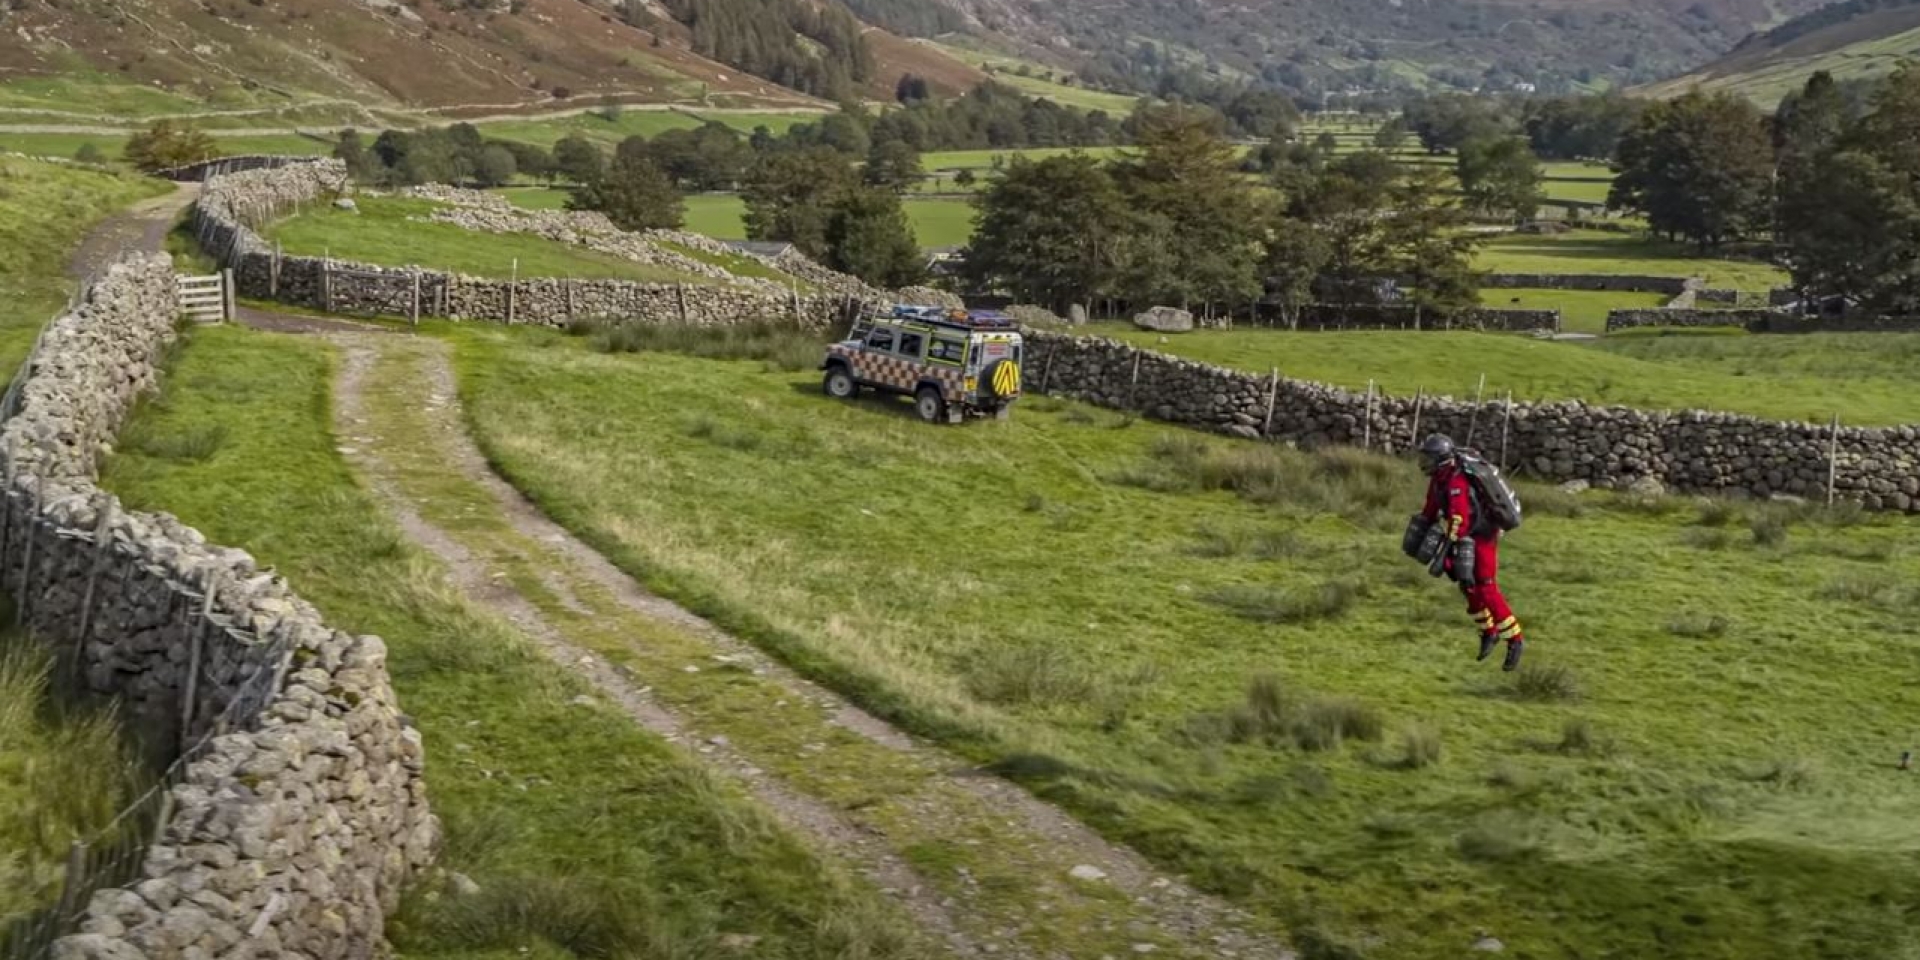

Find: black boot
1502;639;1526;673
1478;632;1499;662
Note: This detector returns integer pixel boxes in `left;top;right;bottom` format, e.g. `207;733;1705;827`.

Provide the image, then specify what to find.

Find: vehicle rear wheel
915;386;947;424
824;367;857;399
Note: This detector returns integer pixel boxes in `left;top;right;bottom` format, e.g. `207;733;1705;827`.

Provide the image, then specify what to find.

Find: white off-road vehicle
821;306;1024;423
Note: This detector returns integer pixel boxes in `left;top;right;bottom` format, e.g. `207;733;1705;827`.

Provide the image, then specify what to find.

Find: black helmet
1418;434;1456;474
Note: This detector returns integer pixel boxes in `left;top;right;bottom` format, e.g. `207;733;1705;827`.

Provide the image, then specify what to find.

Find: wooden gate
176;271;233;324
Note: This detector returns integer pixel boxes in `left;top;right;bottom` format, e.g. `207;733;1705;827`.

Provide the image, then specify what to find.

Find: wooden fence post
221;268;235;323
1465;372;1488;446
1827;413;1842;507
1498;390;1515;472
675;284;689;325
321;259;333;313
1262;367;1280;436
1040;342;1056;393
411;270;422;329
270;242;282;298
1363;379;1375;450
507;259;518;325
1410;387;1426;450
1127;352;1143;409
16;477;39;628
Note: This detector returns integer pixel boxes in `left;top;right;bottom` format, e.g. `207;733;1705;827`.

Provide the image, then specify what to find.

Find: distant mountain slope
0;0;986;116
938;0;1843;97
1641;0;1920;104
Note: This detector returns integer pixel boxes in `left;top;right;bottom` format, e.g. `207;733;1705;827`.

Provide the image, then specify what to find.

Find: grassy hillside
0;0;817;113
455;324;1920;958
926;40;1142;113
0;157;168;372
1641;0;1920;104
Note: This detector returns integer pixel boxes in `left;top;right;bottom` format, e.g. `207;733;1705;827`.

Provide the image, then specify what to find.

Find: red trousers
1459;536;1523;643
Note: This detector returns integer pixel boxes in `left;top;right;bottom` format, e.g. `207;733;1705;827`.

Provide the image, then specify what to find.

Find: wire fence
0;299;294;959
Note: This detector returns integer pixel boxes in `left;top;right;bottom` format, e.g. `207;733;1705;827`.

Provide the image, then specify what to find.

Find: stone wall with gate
193;160;871;330
1;254;436;959
1022;331;1920;511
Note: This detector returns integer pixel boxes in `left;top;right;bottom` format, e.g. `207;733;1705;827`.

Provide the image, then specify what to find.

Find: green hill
1642;0;1920;105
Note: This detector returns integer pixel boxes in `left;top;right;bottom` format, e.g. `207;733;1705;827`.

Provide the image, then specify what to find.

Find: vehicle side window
866;327;895;352
897;332;925;360
928;338;965;364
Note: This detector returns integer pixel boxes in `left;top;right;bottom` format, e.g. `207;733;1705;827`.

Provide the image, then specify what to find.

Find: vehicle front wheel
824;367;857;399
915;386;947;424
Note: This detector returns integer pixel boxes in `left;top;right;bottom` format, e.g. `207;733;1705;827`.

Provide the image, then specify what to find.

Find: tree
73;143;106;165
741;147;859;258
496;140;554;182
1402;94;1509;154
1383;167;1482;315
964;155;1131;311
896;73;932;103
1609;90;1772;249
1113;112;1267;309
826;187;925;287
333;129;377;180
864;138;923;191
1777;67;1920;314
552;135;606;185
1372;117;1409;152
473;144;519;188
124;120;216;173
953;168;978;189
569;154;686;231
1456;135;1542;222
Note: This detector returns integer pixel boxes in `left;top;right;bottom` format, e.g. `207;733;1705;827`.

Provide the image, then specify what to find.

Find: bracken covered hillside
0;0;979;114
939;0;1841;96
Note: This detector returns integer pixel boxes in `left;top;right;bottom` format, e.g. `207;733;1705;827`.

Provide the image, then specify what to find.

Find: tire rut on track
321;331;1299;960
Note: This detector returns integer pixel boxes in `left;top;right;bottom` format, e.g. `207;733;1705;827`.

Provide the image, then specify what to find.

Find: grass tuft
1666;613;1731;639
1512;663;1582;702
1393;724;1444;770
1205;579;1366;624
580;318;827;372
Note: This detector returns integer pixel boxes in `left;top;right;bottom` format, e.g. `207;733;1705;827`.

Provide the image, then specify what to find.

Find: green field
478;109;820;149
453;324;1920;959
0;73;216;117
266;196;708;283
929;42;1143;114
0;131;336;163
921;146;1130;172
1477;289;1670;334
682;194;749;240
1476;231;1790;290
0;157;168;372
1090;325;1920;425
493;185;575;211
902;198;975;248
661;193;970;250
102;326;924;959
1538;179;1613;205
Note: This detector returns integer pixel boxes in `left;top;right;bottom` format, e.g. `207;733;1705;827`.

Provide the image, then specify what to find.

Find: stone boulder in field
1134;306;1194;333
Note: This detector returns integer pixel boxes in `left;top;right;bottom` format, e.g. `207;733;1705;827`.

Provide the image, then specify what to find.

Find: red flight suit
1422;461;1524;647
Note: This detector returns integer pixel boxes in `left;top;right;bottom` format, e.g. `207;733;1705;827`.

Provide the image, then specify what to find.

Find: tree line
662;0;873;102
962;111;1480;321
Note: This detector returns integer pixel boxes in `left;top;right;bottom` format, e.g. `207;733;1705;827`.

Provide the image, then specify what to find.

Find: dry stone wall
196;161;873;330
1292;304;1559;332
1025;331;1920;512
1478;274;1694;295
1605;309;1920;333
2;255;436;959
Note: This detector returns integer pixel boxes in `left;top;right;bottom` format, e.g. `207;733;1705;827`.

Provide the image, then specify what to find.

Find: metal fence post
53;840;89;926
1262;367;1280;436
1827;413;1841;506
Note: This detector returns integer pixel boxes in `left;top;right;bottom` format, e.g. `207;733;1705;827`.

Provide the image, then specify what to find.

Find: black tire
823;366;857;399
915;386;947;424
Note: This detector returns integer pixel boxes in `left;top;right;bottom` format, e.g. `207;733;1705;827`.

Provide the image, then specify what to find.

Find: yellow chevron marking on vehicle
993;362;1021;397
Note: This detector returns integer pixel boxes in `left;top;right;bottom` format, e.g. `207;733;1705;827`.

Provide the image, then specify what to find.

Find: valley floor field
442;323;1920;958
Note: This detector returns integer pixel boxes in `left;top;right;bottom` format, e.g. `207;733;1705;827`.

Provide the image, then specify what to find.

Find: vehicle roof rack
882;304;1021;331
